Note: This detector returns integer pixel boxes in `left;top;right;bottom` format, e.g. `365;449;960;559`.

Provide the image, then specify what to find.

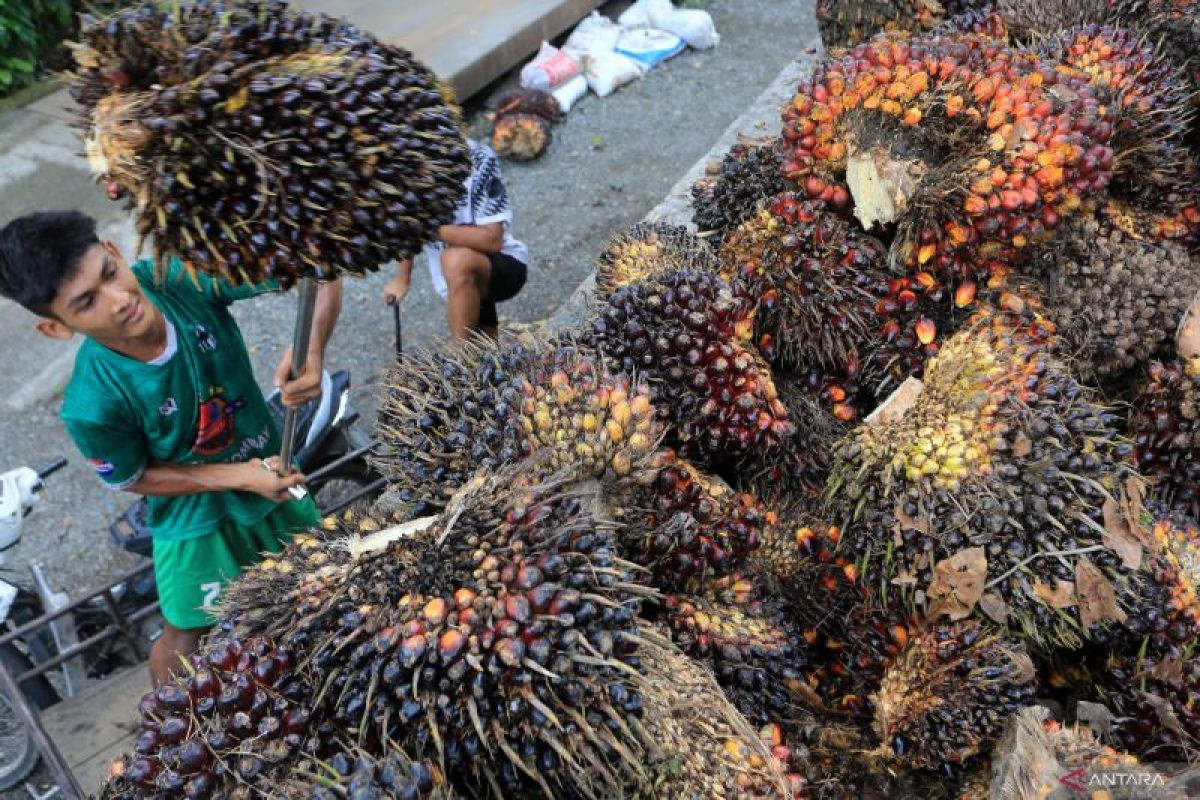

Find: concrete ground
0;0;817;790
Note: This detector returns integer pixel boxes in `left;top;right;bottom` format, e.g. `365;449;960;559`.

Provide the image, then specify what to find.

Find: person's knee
442;247;489;290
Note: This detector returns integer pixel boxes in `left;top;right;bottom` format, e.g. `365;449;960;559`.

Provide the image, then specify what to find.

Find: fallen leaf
1151;654;1185;687
1102;495;1143;571
979;592;1010;624
894;502;932;535
1075;558;1128;630
1012;432;1032;458
1121;476;1151;544
1076;701;1115;737
1142;692;1189;739
926;547;987;621
1010;652;1036;684
1032;580;1076;609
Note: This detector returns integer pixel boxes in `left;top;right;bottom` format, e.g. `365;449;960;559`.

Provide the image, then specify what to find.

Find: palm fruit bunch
871;620;1037;775
822;302;1160;652
614;451;779;588
814;0;948;51
491;113;552;161
1026;205;1200;378
691;138;788;244
659;574;811;727
591;266;793;461
1131;357;1200;516
595;221;720;295
281;745;452;800
493;87;560;124
635;642;801;798
256;469;669;797
1042;24;1197;208
70;0;469;284
100;635;321;798
374;334;660;504
782;30;1117;286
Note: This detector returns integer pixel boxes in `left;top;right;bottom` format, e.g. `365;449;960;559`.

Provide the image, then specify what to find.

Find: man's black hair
0;211;100;315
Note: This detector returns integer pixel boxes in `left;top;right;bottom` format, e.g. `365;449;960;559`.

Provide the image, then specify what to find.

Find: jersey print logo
158;397;178;417
87;459;115;478
193;323;218;354
192;385;247;456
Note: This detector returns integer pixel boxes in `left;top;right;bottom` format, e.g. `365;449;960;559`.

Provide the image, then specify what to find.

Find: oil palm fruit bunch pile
782;29;1116;287
871;620;1037;774
1025;205;1200;378
814;0;950;51
692;138;788;244
595;221;720;295
491;88;558;161
374;334;660;504
591;265;794;461
70;0;470;284
1131;357;1200;516
822;303;1160;652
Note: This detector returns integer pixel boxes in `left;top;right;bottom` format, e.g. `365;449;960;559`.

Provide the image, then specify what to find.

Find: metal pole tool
391;299;403;359
278;279;318;476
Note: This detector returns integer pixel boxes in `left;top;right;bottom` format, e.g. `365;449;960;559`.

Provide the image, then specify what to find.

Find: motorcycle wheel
0;642;58;790
310;461;382;517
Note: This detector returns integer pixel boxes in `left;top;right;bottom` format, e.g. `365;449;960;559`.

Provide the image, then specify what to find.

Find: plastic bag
519;41;581;91
615;27;686;73
562;11;623;61
581;50;642;97
645;0;720;49
552;74;589;113
617;0;653;28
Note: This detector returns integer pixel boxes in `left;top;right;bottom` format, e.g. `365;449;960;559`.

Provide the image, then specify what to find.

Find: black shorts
480;252;527;328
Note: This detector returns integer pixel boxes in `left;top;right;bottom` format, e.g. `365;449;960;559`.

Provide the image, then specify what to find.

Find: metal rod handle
279;280;319;473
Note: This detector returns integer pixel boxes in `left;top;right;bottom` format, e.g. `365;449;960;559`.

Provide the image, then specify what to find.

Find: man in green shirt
0;211;343;685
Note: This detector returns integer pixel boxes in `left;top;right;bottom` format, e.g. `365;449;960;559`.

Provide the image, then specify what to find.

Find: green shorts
153;496;320;629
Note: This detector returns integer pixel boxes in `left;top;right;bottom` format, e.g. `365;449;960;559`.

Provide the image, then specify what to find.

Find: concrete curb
547;36;824;330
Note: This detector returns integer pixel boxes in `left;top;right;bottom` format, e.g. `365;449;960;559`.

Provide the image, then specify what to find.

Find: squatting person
384;138;528;338
0;211;342;686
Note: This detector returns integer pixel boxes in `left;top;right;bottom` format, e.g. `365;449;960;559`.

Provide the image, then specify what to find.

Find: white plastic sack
519;41;581;91
562;11;622;61
615;27;686;73
645;0;720;49
552;74;589;113
581;50;642;97
617;0;653;29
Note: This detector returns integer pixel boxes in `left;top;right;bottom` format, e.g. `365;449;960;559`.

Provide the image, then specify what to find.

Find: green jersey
62;258;282;541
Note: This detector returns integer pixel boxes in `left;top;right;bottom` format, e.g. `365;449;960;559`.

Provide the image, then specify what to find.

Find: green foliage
0;0;73;94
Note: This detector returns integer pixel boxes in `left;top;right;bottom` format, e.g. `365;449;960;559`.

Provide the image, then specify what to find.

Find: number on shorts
200;581;221;609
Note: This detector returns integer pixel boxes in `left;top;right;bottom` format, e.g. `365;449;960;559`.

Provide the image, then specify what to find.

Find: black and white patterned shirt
425;140;529;299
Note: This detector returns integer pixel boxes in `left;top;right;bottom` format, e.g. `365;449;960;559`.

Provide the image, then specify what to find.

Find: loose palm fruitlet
592;267;793;460
615;451;778;588
99;635;320;799
596;222;720;296
660;574;811;726
1027;204;1200;378
692;138;788;243
71;1;470;284
491;112;552;161
782;29;1116;285
374;334;660;504
824;303;1153;652
1131;357;1200;517
261;468;675;798
871;620;1037;773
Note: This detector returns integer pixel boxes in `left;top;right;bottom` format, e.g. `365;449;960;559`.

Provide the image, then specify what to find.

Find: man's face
43;242;158;342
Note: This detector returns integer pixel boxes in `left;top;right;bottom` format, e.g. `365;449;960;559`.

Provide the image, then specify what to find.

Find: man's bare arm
126;458;304;502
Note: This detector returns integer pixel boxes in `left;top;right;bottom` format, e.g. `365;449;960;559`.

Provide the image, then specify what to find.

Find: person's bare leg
441;246;492;338
480;324;499;339
151;622;208;687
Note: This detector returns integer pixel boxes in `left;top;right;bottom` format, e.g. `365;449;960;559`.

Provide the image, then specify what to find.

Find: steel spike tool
276;279;318;494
